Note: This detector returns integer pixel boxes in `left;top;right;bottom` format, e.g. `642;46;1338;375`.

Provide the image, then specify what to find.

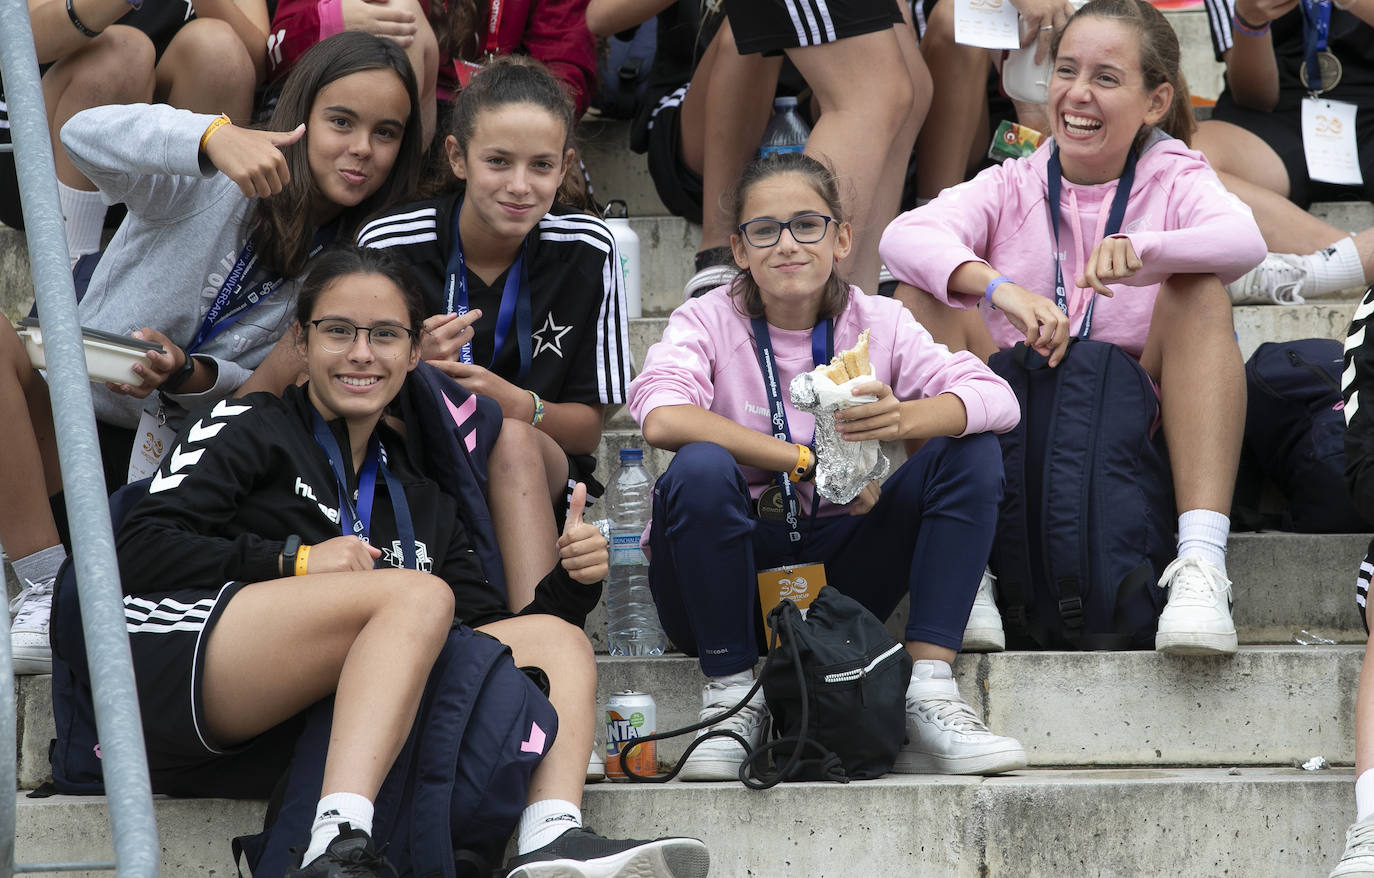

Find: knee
395;571;456;639
1189;121;1231;170
163;20;256;92
660;442;745;510
66;26;156;102
1157;274;1236;330
932;433;1004;497
492;418;545;472
923;0;956;48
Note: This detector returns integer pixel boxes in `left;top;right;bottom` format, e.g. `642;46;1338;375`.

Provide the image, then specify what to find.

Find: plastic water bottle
758;97;810;159
603;200;641;319
605;447;665;656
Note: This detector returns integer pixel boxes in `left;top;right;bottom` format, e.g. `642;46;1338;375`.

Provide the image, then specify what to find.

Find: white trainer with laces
1154;556;1238;655
10;576;54;676
682;264;739;300
962;568;1005;652
893;667;1026;775
679;679;767;782
1225;252;1309;305
1331;817;1374;877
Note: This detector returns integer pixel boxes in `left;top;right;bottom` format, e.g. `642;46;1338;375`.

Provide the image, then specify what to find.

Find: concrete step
13;768;1357;877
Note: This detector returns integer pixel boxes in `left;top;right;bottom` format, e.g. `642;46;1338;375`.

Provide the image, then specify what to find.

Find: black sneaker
285;824;398;878
504;827;709;878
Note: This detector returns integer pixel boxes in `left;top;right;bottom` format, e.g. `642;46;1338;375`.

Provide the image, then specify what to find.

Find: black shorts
724;0;904;55
1211;89;1374;208
643;86;705;224
558;451;605;530
125;581;302;797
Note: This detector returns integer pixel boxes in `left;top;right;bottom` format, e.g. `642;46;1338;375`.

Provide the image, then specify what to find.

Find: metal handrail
0;3;159;875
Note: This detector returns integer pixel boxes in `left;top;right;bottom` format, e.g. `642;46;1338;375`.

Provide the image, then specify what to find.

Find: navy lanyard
443;201;533;380
1046;144;1137;340
1300;0;1332;94
310;412;417;570
750;315;832;546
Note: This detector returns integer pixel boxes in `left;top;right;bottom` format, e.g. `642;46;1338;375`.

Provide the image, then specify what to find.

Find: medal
1299;49;1343;94
756;485;788;522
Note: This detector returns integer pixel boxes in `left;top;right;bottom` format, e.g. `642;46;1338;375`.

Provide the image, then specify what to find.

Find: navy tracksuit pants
647;433;1004;677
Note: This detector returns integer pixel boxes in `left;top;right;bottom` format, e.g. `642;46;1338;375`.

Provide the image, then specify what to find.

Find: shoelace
1237;257;1307;305
9;577;54;629
1164;560;1226;608
700;688;765;735
1346;820;1374;857
915;696;991;734
330;844;398;878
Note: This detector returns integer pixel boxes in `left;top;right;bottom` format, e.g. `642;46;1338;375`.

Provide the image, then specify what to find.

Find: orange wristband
200;114;230;153
294;544;311;576
788;444;813;483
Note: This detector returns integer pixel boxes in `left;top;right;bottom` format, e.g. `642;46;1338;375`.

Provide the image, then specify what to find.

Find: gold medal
1299;50;1344;94
756;485;787;522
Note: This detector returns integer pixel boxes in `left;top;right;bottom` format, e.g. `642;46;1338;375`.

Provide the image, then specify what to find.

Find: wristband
159;353;196;394
294;544;311;576
200;114;231;153
528;390;545;426
984;275;1012;305
66;0;101;38
280;534;301;577
788;444;813;483
1231;13;1270;35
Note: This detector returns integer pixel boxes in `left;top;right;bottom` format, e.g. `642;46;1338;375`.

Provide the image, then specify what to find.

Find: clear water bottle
759;97;810;159
603;199;641;319
605;447;666;656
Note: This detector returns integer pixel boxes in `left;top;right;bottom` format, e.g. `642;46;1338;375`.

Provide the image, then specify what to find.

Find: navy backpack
988;339;1174;650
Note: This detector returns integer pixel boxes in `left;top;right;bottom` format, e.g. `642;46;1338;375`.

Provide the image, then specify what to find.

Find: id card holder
128;400;175;482
1302;97;1363;186
454;59;486;88
757;563;827;642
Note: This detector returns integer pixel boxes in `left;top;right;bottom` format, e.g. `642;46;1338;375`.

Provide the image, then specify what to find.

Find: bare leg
236;331;308;397
0;324;62;559
1139;274;1245;515
201;568;454;799
1357;610;1374;778
870;3;932;255
914;0;993;199
154;19;258;123
488;419;566;612
893;282;1000;362
391;0;438;146
477;614;596;806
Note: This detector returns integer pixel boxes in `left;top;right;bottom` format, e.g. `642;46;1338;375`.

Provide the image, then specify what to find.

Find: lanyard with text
1045;144;1137;341
750;315;832;546
483;0;503;57
311;412;417;570
1300;0;1334;95
444;203;533;380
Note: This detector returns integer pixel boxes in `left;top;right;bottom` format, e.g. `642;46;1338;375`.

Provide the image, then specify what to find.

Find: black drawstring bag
623;587;911;788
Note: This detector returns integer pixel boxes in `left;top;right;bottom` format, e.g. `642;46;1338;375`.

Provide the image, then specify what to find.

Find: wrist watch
281;534;301;577
160;353;197;394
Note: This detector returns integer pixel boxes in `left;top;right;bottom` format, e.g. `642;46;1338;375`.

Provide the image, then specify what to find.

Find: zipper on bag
822;642;905;684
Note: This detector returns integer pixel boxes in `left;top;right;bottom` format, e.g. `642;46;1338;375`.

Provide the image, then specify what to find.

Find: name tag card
954;0;1021;49
757;563;827;642
1303;98;1363;186
128;404;175;482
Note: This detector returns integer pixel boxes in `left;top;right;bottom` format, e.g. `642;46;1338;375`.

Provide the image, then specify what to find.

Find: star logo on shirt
532;313;573;359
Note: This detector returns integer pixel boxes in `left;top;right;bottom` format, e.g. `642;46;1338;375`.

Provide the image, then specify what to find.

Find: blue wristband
984;275;1011;305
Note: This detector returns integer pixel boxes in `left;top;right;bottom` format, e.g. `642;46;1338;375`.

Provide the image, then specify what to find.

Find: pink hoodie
628;285;1020;517
878;132;1266;359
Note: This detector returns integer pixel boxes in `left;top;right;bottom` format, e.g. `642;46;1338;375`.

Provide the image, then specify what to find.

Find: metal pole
0;3;159;875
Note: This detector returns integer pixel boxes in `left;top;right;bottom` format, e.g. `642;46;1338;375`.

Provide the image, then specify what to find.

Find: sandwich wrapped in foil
790;370;890;505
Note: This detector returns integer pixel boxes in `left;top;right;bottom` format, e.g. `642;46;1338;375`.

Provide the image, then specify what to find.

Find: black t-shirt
1206;0;1374;100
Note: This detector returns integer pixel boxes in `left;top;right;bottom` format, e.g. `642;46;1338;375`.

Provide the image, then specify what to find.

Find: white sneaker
682;263;738;300
893;667;1026;775
962;569;1005;652
586;747;605;783
1331;817;1374;877
679;679;767;781
10;576;54;676
1225;252;1308;305
1154;556;1238;655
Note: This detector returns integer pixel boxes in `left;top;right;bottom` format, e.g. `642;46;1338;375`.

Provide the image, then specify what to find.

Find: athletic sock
516;798;582;854
12;544;66;589
300;792;374;867
57;182;105;269
910;658;953;685
711;669;754;689
1300;236;1365;296
1357;768;1374;822
1176;509;1229;576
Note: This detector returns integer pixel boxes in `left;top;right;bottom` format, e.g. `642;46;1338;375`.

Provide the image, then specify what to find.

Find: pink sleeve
627;302;718;424
317;0;345;38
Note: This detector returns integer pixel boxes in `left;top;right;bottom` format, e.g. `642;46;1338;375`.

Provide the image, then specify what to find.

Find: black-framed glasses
309;319;417;358
737;213;835;248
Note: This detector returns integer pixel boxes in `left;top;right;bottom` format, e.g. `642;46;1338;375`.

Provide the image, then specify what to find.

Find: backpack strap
987;345;1035;643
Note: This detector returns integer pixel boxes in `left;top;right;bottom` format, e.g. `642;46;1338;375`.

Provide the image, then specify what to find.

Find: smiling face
307;69;412;224
1048;16;1172;184
447;102;574;250
303;272;419;434
730;171;852;326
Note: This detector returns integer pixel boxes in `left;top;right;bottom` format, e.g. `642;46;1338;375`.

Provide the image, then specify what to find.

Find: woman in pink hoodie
879;0;1266;656
628;152;1027;784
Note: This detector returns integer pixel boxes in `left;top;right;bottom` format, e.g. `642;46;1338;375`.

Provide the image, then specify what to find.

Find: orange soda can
605;690;657;779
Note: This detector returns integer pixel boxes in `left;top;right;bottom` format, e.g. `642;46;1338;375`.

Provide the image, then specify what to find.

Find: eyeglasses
310;319;417;358
737;214;835;248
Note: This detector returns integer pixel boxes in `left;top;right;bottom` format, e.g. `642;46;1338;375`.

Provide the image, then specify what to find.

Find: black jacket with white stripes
1343;288;1374;517
115;384;593;628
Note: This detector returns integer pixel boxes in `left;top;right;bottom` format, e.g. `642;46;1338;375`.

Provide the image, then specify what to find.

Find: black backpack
988;339;1174;650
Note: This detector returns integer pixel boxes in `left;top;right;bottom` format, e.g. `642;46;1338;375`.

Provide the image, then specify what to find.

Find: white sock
711;669;754;689
1177;509;1229;575
12;545;66;590
57;182;105;269
1357;769;1374;822
516;799;581;855
300;792;373;867
910;658;953;684
1300;236;1366;296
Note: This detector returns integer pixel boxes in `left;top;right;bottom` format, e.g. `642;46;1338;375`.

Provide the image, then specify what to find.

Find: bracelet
984;275;1012;305
788;444;813;483
1231;13;1270;35
528;389;545;426
294;544;311;576
66;0;101;38
199;114;231;153
159;353;196;394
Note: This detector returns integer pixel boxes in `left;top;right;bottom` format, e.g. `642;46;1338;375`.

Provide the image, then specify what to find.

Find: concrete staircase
5;7;1374;874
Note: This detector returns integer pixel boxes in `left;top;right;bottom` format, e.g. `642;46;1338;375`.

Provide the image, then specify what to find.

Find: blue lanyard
750;315;832;545
1045;144;1137;341
310;411;417;570
1300;0;1332;94
443;200;533;380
